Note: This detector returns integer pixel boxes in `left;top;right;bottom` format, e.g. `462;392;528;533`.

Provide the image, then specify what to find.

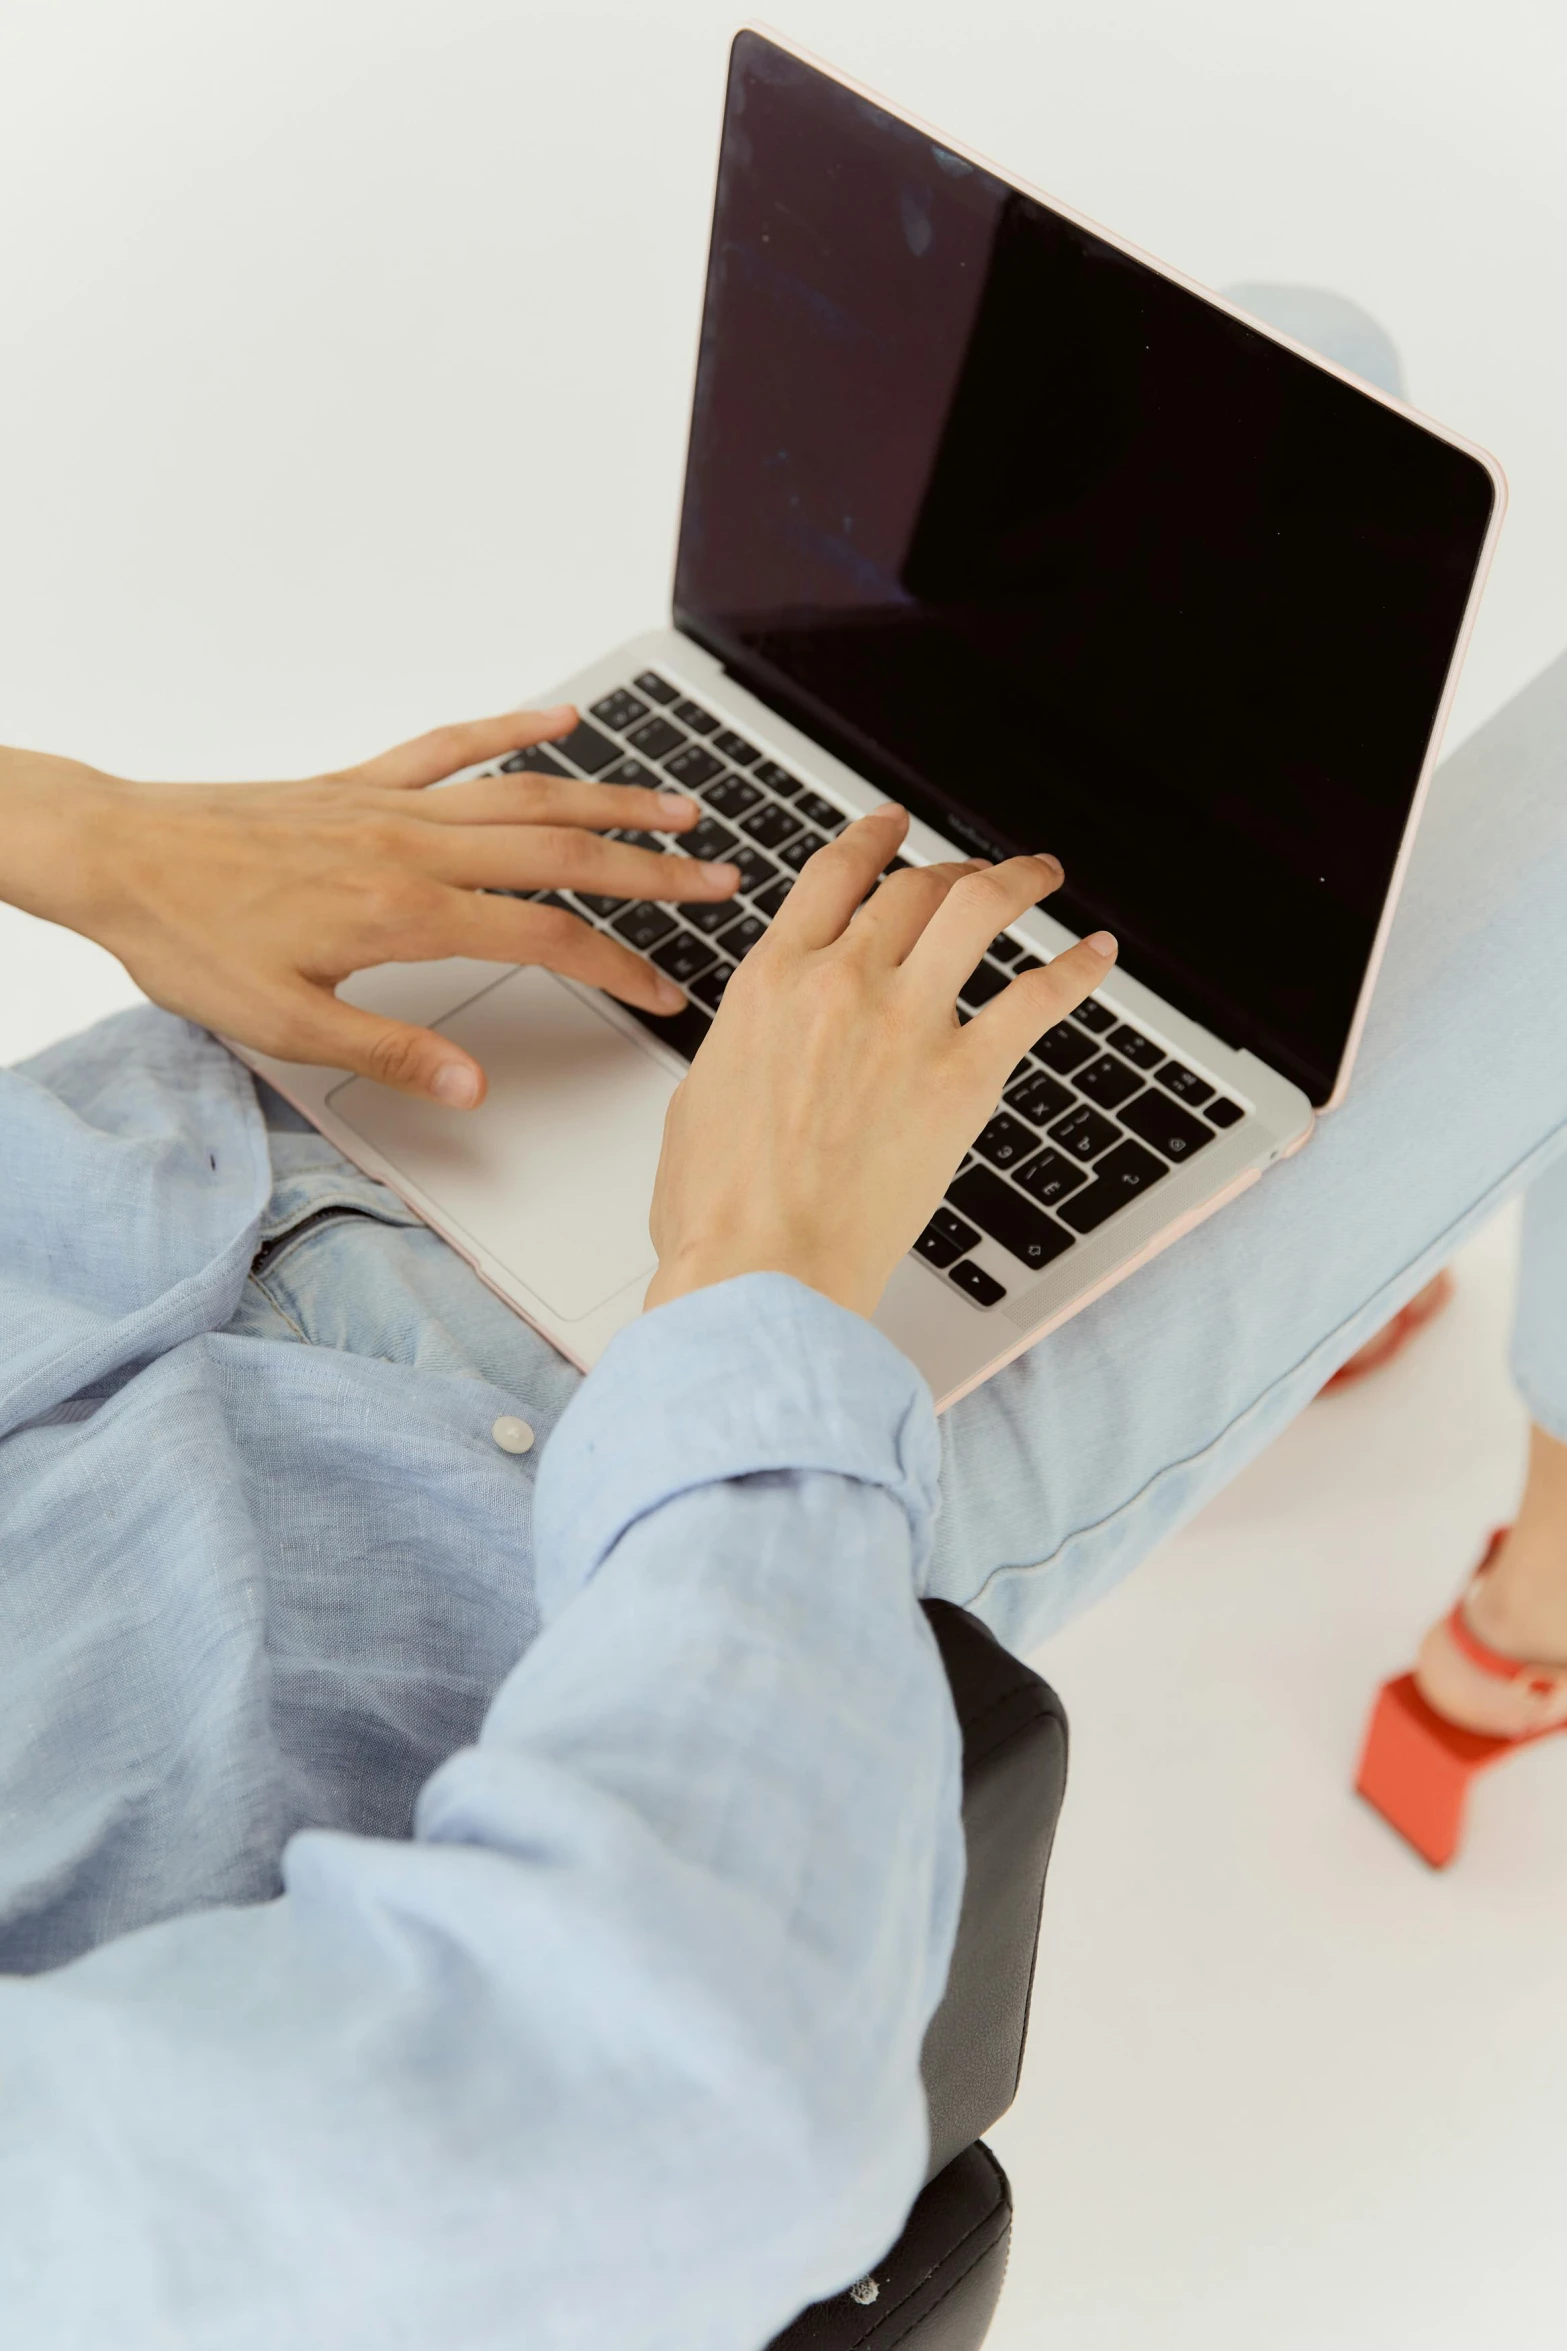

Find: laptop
237;24;1504;1412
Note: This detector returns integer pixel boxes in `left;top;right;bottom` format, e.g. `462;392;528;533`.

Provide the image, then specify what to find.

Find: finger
903;854;1065;1001
967;932;1119;1072
419;828;741;904
271;986;492;1109
436;891;692;1016
846;858;985;963
769;804;909;950
417;773;700;836
346;706;579;792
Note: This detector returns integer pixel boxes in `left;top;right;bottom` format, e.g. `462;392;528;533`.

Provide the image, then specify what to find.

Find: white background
3;4;1565;2346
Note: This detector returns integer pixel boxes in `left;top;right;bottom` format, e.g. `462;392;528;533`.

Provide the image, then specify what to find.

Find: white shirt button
490;1415;535;1455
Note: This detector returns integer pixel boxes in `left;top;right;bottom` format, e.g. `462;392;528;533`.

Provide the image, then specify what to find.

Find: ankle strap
1447;1596;1567;1698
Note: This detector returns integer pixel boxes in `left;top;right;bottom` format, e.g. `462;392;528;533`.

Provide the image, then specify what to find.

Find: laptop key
554;721;621;777
731;845;778;894
1035;1022;1097;1076
633;670;679;705
683;896;740;935
946;1165;1075;1274
684;814;740;862
501;744;571;775
741;801;804;850
673;698;719;735
794;790;845;831
751;876;794;920
650;928;718;987
1048;1103;1120;1161
690;958;737;1011
949;1260;1008;1307
1005;1071;1074;1127
973;1112;1036;1170
958;959;1011;1012
610;901;677;951
917;1206;980;1266
915;1222;966;1270
1156;1059;1214;1108
624;997;711;1061
1072;997;1115;1033
627;715;685;761
705;773;764;819
1206;1096;1244;1128
716;912;766;958
665;744;724;790
1057;1139;1169;1232
1076;1054;1143;1110
712;730;759;765
1119;1090;1215;1162
988;934;1024;964
589;689;649;734
574;891;623;919
753;760;801;797
780;829;826;872
1013;1148;1089;1210
1109;1022;1164;1071
604;755;662;790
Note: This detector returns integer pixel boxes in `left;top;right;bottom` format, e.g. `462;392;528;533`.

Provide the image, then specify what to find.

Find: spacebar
623;997;713;1063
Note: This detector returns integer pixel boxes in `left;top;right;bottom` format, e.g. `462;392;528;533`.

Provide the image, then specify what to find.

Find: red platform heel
1356;1529;1567;1867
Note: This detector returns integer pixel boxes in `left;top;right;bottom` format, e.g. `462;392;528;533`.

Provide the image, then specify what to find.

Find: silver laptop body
237;29;1503;1412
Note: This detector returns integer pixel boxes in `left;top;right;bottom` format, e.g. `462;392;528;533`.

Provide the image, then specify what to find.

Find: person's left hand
1;707;743;1105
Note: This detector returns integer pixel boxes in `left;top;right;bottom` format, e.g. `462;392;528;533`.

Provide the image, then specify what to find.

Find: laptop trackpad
325;968;678;1323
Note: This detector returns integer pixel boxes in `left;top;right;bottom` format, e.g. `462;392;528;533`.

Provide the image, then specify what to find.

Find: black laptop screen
673;31;1496;1105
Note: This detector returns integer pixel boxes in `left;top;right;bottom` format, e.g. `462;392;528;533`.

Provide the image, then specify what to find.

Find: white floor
990;1202;1567;2349
4;4;1565;2345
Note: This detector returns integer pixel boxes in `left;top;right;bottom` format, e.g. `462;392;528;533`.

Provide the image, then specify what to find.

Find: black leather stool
768;1601;1069;2350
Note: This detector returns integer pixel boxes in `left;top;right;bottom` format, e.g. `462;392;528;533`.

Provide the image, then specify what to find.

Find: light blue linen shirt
0;1010;964;2350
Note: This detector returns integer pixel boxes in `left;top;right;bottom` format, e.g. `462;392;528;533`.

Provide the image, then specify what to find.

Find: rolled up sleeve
0;1275;964;2351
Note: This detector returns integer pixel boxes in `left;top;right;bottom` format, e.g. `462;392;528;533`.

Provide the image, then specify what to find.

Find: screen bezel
670;24;1507;1111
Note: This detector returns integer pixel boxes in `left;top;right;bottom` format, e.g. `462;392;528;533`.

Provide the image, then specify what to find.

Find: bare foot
1413;1430;1567;1737
1326;1270;1454;1390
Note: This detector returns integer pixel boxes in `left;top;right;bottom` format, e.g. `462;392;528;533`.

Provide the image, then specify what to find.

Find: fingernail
706;862;741;891
1084;930;1118;959
657;791;696;821
1035;851;1064;877
431;1061;481;1107
655;979;685;1011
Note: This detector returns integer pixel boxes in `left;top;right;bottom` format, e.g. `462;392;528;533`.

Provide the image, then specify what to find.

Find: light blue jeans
242;286;1567;1661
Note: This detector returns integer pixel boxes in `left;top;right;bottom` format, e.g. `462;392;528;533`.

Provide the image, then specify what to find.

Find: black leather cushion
767;2142;1012;2350
918;1602;1068;2179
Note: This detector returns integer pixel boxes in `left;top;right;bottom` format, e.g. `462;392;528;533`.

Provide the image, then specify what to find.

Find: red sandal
1355;1528;1567;1867
1320;1267;1456;1394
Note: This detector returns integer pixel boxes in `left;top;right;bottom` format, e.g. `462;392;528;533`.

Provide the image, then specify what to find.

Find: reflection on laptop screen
673;31;1496;1105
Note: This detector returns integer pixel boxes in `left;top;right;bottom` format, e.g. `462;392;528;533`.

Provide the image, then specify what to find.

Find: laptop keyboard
484;669;1245;1310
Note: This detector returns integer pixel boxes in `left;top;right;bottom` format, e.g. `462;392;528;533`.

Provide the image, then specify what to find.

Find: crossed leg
930;622;1567;1673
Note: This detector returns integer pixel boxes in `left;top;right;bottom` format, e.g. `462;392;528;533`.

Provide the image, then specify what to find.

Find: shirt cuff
533;1274;941;1618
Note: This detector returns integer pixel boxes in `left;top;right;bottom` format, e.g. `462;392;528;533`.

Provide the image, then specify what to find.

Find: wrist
0;749;128;937
645;1235;883;1320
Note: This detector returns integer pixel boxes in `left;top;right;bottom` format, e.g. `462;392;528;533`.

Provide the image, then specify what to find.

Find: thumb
280;988;487;1108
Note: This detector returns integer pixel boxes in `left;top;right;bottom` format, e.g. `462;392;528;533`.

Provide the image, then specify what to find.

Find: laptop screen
673;31;1497;1107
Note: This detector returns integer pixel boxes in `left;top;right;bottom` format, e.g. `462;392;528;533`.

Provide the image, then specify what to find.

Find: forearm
0;743;125;934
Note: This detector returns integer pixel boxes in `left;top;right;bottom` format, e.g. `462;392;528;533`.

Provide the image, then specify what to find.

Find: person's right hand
646;804;1117;1320
0;707;740;1107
